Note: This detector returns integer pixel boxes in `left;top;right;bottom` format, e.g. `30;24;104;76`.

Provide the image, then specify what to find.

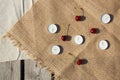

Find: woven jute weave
4;0;120;80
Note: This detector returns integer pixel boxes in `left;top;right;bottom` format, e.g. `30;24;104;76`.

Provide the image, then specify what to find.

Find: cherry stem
67;24;70;36
80;8;84;16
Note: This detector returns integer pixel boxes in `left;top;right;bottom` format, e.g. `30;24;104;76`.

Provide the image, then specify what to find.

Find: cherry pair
76;59;88;65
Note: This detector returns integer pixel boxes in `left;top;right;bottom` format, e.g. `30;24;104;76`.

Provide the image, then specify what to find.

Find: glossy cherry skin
61;36;67;41
76;59;82;65
90;28;97;34
75;16;82;21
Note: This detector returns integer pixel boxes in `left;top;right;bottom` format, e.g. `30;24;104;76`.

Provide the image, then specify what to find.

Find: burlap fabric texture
4;0;120;80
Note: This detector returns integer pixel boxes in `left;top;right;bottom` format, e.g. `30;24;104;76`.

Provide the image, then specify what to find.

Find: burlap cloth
3;0;120;80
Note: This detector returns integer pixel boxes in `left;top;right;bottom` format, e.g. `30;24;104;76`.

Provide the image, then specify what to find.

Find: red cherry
75;16;81;21
90;28;97;34
61;36;67;41
77;59;82;65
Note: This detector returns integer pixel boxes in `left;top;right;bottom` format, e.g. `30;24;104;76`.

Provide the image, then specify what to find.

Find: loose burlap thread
4;0;120;80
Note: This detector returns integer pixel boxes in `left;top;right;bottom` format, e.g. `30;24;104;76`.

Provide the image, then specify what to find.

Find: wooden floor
0;60;52;80
0;0;52;80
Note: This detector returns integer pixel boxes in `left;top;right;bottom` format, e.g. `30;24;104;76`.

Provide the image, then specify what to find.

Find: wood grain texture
0;0;37;62
0;60;51;80
25;60;51;80
0;60;20;80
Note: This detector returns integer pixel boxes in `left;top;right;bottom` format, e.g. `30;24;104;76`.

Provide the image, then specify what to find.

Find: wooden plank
24;59;51;80
0;39;19;62
40;69;52;80
0;0;23;62
0;0;37;62
0;60;20;80
0;60;52;80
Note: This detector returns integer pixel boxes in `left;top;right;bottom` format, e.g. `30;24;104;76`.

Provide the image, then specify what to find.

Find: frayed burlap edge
3;32;67;80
